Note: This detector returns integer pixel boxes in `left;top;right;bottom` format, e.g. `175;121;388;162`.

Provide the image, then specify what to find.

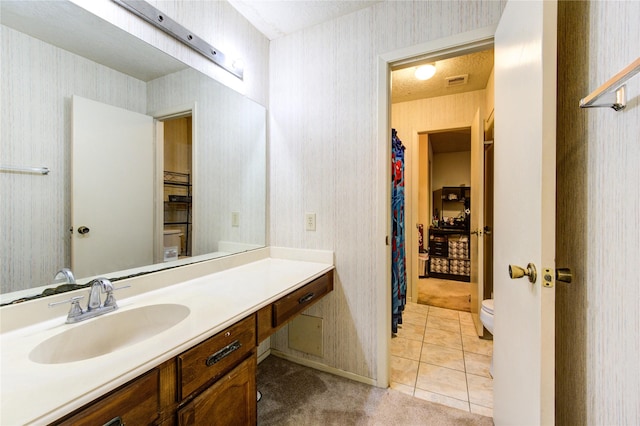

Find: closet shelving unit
163;171;192;257
429;186;471;282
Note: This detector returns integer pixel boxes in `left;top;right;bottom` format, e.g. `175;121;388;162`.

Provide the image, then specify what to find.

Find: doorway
387;43;496;416
390;48;494;321
419;128;472;312
157;113;193;264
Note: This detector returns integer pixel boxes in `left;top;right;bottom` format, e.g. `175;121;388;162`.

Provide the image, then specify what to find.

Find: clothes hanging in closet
391;129;407;334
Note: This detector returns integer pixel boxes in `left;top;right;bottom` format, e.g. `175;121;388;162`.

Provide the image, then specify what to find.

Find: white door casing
469;108;485;335
493;1;557;424
72;95;154;278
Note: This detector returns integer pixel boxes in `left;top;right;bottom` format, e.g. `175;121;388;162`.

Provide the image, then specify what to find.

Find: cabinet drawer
53;369;159;426
430;248;448;257
430;240;447;249
177;353;256;426
177;315;255;400
272;271;333;328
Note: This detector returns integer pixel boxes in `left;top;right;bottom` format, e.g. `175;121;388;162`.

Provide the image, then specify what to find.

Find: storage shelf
428;227;471;281
164;170;192;257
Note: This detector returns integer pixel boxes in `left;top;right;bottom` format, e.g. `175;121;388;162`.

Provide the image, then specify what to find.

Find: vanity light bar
111;0;243;80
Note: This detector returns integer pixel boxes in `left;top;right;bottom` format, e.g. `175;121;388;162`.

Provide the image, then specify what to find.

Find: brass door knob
509;263;537;284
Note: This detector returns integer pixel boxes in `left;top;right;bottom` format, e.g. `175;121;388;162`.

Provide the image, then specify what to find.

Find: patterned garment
391;129;407;334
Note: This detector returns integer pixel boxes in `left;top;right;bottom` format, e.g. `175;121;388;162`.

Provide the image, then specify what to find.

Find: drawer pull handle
298;292;315;304
103;417;124;426
206;340;241;366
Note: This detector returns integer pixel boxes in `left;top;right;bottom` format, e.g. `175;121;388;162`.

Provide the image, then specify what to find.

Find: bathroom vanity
0;248;334;425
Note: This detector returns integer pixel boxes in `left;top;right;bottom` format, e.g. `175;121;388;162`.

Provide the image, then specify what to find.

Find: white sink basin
29;304;190;364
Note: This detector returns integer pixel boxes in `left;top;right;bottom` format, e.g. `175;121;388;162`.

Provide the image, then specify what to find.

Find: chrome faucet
53;268;76;284
49;277;129;323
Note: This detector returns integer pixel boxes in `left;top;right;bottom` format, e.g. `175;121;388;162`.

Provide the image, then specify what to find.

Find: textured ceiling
228;0;382;40
392;49;494;103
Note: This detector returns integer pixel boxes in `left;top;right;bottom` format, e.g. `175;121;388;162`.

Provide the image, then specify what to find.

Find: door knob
556;268;573;283
77;226;90;235
509;263;537;284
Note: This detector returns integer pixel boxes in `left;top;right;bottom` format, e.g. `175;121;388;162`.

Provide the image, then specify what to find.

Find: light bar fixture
112;0;244;79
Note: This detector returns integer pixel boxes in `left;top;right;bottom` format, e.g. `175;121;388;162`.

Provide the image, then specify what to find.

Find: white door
493;0;557;424
72;95;155;278
469;108;484;335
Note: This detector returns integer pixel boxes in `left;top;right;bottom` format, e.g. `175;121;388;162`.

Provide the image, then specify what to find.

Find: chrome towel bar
0;165;50;175
580;57;640;111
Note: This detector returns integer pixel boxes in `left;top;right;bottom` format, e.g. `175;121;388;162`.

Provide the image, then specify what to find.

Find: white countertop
0;248;334;425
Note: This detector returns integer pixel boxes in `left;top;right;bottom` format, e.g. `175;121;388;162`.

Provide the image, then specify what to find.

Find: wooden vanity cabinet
177;353;256;425
177;315;256;401
52;368;160;426
257;270;334;343
51;269;334;426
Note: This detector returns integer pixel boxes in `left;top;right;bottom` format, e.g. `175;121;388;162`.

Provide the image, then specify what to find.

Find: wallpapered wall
0;27;148;293
556;1;640;424
268;1;505;381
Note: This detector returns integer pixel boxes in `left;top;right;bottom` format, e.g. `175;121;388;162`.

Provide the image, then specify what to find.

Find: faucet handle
49;296;85;320
102;284;131;308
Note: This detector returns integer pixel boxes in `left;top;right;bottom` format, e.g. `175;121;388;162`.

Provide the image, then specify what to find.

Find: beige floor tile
460;320;478;337
467;373;493;408
416;363;468;402
470;403;493;418
421;343;465;371
427;315;461;333
391;336;422;360
414;388;470;412
390;355;419;387
464;352;492;378
462;333;493;356
424;327;462;350
397;321;426;342
401;310;428;327
459;311;474;324
389;381;415;397
428;306;460;320
404;302;430;316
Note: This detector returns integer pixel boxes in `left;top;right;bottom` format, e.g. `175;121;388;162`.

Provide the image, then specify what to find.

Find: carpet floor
257;355;493;426
417;278;471;312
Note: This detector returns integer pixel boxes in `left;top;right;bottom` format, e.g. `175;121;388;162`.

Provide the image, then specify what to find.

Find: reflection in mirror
0;1;266;304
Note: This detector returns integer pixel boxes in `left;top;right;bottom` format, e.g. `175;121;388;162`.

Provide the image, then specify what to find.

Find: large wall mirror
0;1;266;304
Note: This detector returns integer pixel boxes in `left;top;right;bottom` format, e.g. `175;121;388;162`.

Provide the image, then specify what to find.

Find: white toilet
163;229;183;262
480;298;494;377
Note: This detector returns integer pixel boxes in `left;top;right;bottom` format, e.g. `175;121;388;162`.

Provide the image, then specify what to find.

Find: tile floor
390;301;494;417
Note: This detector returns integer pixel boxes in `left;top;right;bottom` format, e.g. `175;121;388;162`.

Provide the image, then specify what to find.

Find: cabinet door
177;355;256;426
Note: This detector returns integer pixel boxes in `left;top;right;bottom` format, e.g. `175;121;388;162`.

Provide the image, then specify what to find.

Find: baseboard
257;348;272;364
269;350;378;387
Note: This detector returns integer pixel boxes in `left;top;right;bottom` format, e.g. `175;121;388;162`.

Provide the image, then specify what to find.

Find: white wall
432;151;471;191
269;1;505;381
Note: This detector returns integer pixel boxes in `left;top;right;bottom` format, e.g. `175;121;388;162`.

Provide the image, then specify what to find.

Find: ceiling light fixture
415;64;436;80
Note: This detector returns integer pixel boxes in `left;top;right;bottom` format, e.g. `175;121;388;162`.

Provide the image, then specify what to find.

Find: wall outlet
231;211;240;227
305;213;316;231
